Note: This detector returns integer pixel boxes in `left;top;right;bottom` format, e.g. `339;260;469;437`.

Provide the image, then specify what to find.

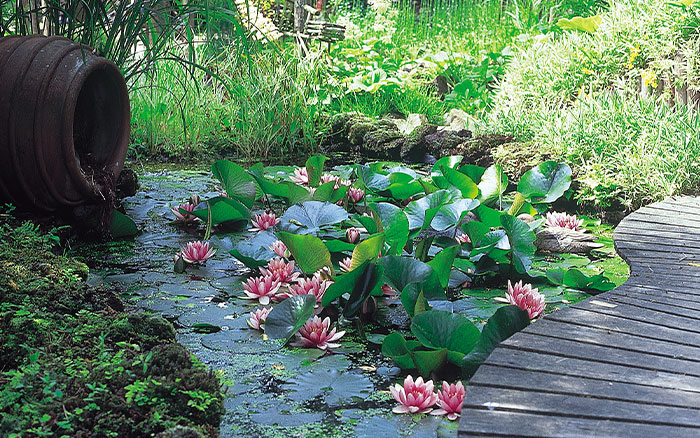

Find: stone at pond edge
116;166;140;198
157;426;202;438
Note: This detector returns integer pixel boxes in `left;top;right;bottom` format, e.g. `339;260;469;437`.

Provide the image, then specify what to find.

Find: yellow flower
582;67;594;75
642;71;658;88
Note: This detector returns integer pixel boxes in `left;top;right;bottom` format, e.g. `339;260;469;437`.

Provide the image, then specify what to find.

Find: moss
492;140;551;180
0;215;224;438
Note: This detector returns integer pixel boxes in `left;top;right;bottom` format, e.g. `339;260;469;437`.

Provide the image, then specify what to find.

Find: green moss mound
0;215;224;438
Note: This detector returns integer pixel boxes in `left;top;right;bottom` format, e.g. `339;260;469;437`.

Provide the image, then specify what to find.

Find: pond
72;162;628;438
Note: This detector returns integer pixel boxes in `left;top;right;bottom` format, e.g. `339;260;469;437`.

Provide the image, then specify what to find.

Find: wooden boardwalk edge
458;196;700;438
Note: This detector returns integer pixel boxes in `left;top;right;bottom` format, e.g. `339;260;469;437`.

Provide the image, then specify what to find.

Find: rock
157;426;202;438
392;113;428;136
439;108;471;132
492;139;549;180
116;166;139;198
361;119;405;160
535;228;604;253
424;129;472;156
432;75;450;97
401;123;437;162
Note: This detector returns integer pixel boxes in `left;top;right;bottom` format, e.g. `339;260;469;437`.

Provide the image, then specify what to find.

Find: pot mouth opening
72;66;126;173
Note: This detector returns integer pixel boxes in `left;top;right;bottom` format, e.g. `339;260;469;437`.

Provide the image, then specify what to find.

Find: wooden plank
605;293;700;321
614;229;700;246
546;306;700;347
458;409;700;438
573;299;700;334
484;347;700;392
470;364;700;409
463;386;700;427
607;288;700;312
622;283;700;298
502;333;700;377
523;318;700;361
615;221;700;238
616;240;700;256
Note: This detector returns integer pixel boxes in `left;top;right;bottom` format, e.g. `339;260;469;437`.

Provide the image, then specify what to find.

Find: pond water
75;167;459;438
73;165;628;438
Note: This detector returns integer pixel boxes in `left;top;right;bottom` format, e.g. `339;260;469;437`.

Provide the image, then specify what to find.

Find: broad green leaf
428;246;459;288
379;256;443;299
279;201;349;235
547;268;616;292
431;156;464;188
230;231;278;269
501;214;536;274
324;239;356;253
381;333;417;369
212;160;257;208
461;305;530;378
111;210;138;238
305;155;327;187
401;283;430;317
478;165;508;206
265;295;316;344
411;348;448;377
192;197;250;225
517;162;572;204
251;175;310;206
354;214;378;234
344;263;383;318
441;166;479;199
322;260;372;306
358;165;391;191
277;232;332;274
312;181;337;201
459;164;486;183
370;203;409;255
476;205;504;228
350;233;385;271
432;199;480;231
404;190;453;230
556;15;602;34
411;310;481;365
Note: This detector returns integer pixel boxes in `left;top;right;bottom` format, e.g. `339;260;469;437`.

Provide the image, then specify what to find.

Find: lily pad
265;295;316;344
282;369;373;407
410;310;481;365
517;161;571;204
279;201;349;235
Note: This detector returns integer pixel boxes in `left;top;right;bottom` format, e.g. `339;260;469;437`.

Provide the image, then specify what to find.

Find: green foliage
264;295;317;343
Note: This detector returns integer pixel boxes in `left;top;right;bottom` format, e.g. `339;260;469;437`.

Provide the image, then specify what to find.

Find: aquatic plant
179;241;216;264
260;258;300;285
290;316;345;350
339;257;353;273
346;227;361;244
270;240;291;259
431;381;466;420
241;275;282;305
171;195;200;224
348;187;365;203
504;280;546;319
390;375;439;414
247;307;272;330
250;212;280;232
282;274;331;304
290;167;309;185
545;211;584;230
455;233;471;245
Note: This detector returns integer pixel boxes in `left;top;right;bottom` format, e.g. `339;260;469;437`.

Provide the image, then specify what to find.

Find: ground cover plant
0;208;225;437
161;155;627;427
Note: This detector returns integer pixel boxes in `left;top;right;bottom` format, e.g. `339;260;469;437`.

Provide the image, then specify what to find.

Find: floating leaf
192;197;250;225
111;210;138;238
277;232;332;274
192;323;221;334
265;295;316;343
230;231;278;269
411;348;448;377
501;214;536;274
404;190;453;230
461;305;530;378
283;369;373;406
371;203;409;255
432;199;480;231
279;201;349;235
382;333;418;369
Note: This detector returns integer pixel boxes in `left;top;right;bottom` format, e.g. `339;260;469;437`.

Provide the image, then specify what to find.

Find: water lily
283;274;332;304
339;257;352;273
455;233;471;245
260;258;300;285
179;241;216;264
390;375;439;415
270;240;291;259
247;307;272;331
171;195;200;223
348;187;365;203
431;381;465;420
241;275;281;305
346;227;361;244
250;211;280;232
504;280;546;319
545;211;583;231
321;173;341;188
382;284;397;296
290;167;309;185
290;316;345;350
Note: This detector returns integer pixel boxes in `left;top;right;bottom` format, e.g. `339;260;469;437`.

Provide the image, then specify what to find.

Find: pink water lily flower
290;167;309;185
179;241;216;264
505;280;546;319
390;375;439;415
431;381;465;420
339;257;352;273
348;187;365;203
260;258;300;285
545;211;583;231
455;233;471;245
270;240;291;259
382;284;397;296
282;274;332;304
291;316;345;350
241;275;282;305
346;227;361;244
321;173;342;189
247;307;272;331
250;212;280;232
171;195;200;223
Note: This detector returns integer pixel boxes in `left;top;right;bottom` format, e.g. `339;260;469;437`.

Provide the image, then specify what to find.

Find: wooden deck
458;196;700;437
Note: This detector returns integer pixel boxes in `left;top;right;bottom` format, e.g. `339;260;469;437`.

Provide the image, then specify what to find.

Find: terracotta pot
0;35;130;211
